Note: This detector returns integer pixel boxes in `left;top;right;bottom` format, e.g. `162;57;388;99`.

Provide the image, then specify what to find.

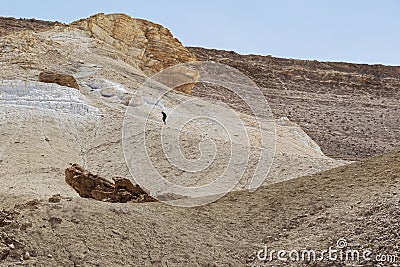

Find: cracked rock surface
65;164;156;203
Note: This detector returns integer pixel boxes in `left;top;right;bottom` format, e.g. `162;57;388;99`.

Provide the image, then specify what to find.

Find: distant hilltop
0;13;197;76
71;13;197;75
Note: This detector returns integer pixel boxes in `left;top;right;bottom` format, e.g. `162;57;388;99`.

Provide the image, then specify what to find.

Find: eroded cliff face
71;13;197;76
0;14;199;93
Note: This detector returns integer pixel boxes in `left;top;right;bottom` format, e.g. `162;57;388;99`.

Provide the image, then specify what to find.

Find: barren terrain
1;150;399;266
0;14;399;267
189;47;400;160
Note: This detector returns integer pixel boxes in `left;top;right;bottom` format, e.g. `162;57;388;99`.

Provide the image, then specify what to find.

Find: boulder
39;71;79;89
65;164;156;203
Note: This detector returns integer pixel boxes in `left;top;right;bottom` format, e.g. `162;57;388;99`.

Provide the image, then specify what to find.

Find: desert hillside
0;14;399;266
189;47;400;160
0;14;348;201
1;15;398;160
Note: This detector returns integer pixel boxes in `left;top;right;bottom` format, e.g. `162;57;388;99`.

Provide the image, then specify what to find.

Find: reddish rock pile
65;164;156;203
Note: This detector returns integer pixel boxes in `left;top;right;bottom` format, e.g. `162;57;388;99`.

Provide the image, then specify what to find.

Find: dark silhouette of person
161;111;167;125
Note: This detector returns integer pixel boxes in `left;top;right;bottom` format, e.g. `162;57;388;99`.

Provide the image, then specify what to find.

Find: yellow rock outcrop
71;13;197;76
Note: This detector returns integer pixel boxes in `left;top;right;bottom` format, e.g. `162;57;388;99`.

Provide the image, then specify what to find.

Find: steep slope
0;149;398;266
189;47;400;160
0;78;347;200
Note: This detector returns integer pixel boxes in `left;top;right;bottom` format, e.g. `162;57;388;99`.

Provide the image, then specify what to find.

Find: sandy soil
0;149;398;266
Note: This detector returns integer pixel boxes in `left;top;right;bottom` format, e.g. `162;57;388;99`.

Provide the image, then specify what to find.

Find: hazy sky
2;0;400;65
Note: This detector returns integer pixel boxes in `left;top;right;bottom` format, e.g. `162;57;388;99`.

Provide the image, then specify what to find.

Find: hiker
161;111;167;124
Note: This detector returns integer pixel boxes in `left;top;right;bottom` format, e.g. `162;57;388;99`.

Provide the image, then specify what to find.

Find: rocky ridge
0;14;198;94
0;17;58;37
72;13;198;76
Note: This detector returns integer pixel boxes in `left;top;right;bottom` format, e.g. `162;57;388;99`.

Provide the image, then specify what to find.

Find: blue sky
2;0;400;65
